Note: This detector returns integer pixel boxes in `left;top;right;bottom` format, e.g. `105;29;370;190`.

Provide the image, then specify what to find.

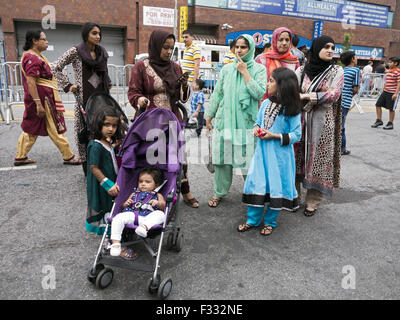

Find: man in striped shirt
182;30;201;84
340;51;361;155
372;57;400;130
223;40;236;65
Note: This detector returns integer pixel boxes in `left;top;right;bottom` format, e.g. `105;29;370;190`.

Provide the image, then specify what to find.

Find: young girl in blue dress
86;106;122;235
238;67;302;236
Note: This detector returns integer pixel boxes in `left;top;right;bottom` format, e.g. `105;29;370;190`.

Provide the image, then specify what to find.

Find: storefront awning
193;34;218;45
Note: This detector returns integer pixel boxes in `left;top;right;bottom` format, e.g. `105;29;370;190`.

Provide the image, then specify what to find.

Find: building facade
0;0;399;65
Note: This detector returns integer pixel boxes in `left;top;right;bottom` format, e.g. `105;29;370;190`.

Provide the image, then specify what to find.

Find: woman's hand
206;116;213;131
138;96;150;108
236;55;248;75
177;72;189;89
300;93;310;101
69;85;78;93
36;102;46;118
108;183;120;197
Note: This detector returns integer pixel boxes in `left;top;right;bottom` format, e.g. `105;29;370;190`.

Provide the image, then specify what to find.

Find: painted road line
0;165;37;172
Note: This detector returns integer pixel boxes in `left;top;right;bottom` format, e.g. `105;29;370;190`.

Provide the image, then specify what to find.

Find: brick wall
0;0;187;63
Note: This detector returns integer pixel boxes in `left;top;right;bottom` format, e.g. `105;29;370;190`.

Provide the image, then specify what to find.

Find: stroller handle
176;101;189;127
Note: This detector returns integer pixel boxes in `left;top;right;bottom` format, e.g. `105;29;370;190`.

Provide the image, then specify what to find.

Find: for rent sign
143;6;175;27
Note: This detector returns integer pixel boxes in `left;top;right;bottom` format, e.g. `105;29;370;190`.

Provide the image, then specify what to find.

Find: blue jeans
196;112;205;136
341;107;350;152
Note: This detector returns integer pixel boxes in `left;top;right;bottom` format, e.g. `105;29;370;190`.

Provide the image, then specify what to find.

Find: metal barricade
358;73;386;99
122;64;134;113
0;61;222;123
199;67;218;98
0;62;22;123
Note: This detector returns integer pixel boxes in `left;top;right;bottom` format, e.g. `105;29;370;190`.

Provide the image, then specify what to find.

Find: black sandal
208;196;221;208
304;208;317;217
237;223;255;232
260;225;275;236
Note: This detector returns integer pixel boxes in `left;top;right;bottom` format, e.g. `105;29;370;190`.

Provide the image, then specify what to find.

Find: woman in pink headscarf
257;27;299;100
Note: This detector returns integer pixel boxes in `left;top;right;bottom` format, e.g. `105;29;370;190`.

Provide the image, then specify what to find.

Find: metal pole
174;0;178;39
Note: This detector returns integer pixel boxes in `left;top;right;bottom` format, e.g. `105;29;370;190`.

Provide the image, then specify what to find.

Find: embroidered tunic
127;59;189;122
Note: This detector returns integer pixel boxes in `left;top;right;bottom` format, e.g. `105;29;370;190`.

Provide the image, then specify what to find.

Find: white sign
143;6;175;27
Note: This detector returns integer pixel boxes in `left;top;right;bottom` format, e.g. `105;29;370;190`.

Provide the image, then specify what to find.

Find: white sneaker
135;225;148;238
110;243;121;256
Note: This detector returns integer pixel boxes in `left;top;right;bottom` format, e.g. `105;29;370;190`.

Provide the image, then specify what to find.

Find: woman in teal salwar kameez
238;67;301;236
205;34;267;207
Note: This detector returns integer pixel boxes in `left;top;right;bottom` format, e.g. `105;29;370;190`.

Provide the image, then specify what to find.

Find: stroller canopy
113;108;184;214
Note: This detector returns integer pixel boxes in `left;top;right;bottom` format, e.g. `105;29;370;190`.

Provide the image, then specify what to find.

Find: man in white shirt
359;61;373;97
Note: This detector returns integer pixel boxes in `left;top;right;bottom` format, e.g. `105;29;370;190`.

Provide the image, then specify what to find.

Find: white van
172;41;230;89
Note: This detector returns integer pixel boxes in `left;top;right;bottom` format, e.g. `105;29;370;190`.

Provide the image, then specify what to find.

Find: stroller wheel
147;274;161;294
95;268;114;289
166;232;175;250
157;278;173;300
87;264;104;284
174;233;184;253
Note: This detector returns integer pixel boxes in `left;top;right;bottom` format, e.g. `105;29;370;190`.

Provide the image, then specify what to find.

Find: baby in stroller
109;167;166;257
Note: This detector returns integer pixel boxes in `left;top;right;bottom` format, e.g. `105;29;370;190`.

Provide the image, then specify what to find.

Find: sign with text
197;0;389;28
143;6;175;27
313;20;324;39
226;30;311;48
179;6;188;42
226;30;384;60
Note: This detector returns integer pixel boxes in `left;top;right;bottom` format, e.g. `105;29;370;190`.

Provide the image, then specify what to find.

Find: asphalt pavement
0;99;399;300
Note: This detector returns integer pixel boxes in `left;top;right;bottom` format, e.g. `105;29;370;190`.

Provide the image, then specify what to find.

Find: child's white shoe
135;225;148;238
110;243;121;256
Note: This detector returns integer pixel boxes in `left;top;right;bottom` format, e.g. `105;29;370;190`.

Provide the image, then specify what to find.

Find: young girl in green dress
86;106;121;235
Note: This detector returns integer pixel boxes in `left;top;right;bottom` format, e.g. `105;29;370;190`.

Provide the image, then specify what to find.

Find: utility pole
173;0;178;39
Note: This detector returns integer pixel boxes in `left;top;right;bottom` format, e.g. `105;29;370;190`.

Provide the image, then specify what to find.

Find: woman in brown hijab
128;29;199;208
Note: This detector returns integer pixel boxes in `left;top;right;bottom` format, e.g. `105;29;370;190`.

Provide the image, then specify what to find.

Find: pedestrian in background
290;34;306;66
190;79;206;137
359;60;373;97
205;34;267;208
223;40;236;65
256;27;299;100
254;42;271;62
14;30;80;166
182;30;201;84
295;35;344;217
52;22;111;175
339;50;360;155
371;57;400;130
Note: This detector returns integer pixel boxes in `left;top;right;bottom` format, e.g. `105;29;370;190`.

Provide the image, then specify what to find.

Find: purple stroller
88;107;186;299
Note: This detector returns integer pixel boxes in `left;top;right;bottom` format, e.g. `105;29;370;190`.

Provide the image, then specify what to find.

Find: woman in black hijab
52;22;112;174
128;30;189;121
128;29;199;208
295;35;344;217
